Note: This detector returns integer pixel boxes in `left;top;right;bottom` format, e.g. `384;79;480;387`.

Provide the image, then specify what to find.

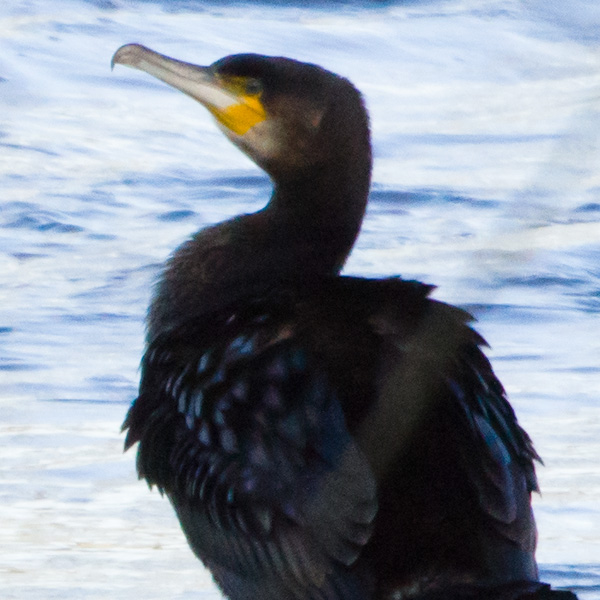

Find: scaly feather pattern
124;283;381;599
124;277;545;598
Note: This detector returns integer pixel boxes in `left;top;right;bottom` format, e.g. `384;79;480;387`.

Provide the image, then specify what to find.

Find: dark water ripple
575;203;600;214
541;565;600;599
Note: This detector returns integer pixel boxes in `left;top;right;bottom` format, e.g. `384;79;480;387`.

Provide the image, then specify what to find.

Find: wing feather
123;302;377;598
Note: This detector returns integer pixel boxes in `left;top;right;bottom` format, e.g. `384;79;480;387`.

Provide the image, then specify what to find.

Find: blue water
1;0;599;598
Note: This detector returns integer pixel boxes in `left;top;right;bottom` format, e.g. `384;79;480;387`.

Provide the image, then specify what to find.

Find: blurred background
1;0;599;598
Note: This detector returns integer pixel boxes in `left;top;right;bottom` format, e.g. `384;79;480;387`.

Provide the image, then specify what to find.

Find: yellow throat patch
209;76;267;136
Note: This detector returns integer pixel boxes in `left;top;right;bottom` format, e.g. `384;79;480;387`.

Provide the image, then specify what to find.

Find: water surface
1;0;599;598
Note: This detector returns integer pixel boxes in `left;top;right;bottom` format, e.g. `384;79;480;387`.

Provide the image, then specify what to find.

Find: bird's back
124;276;541;599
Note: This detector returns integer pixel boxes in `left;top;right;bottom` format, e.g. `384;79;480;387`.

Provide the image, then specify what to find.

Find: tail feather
409;581;577;600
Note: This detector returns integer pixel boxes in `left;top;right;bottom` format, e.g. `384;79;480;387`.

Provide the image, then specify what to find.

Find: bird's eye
245;79;263;96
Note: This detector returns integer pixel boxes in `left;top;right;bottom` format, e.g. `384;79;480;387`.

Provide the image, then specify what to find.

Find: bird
112;44;577;600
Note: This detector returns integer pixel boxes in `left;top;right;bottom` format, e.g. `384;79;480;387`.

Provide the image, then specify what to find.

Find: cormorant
112;44;576;600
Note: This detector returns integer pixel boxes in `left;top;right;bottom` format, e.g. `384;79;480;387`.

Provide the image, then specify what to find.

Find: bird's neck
264;158;371;274
149;149;371;338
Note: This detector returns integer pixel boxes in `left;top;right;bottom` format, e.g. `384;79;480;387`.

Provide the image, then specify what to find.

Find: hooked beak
111;44;266;136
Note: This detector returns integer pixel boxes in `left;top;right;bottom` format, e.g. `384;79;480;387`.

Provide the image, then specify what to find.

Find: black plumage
112;45;576;600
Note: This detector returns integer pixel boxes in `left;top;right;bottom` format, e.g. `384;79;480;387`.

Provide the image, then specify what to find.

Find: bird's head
111;44;370;184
